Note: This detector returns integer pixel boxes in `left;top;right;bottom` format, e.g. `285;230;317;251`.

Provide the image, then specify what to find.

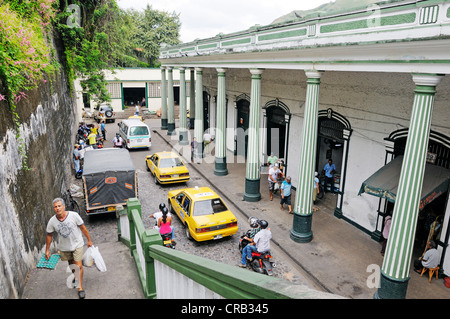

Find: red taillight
196;227;210;233
180;173;189;177
160;175;171;179
149;137;151;142
227;221;237;228
127;139;130;144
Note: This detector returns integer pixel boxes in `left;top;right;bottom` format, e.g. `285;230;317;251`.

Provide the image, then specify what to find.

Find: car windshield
159;157;184;168
192;198;228;216
129;126;149;136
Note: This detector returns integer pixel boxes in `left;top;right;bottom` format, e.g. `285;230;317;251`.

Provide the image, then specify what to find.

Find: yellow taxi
128;115;143;121
167;187;238;242
146;151;189;184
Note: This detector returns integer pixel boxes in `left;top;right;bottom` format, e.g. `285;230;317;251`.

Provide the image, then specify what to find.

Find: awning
358;156;450;211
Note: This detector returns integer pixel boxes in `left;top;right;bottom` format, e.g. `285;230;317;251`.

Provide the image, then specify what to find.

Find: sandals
78;289;86;299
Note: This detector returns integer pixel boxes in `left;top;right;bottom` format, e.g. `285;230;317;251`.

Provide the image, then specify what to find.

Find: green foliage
55;0;116;106
0;0;180;170
55;1;181;105
124;5;181;67
0;0;60;170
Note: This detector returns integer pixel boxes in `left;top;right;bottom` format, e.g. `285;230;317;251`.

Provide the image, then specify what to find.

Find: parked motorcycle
239;217;275;276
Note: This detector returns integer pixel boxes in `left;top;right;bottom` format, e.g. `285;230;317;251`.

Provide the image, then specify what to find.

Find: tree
129;5;181;67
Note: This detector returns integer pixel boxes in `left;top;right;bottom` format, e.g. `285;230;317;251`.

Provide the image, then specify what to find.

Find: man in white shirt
240;220;272;267
414;241;440;273
268;163;284;201
45;198;93;299
112;133;124;148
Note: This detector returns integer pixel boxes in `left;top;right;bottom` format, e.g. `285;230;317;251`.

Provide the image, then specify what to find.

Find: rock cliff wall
0;35;76;299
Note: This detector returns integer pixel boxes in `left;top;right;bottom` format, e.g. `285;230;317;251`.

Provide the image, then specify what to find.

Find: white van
118;119;151;149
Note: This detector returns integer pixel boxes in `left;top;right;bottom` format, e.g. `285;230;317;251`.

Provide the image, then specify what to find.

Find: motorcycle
247;250;275;276
160;232;176;249
238;217;276;276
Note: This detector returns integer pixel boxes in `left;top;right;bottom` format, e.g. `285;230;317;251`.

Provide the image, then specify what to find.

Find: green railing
118;198;341;299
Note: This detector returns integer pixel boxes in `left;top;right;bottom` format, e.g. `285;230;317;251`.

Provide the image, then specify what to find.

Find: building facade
74;68;193;122
159;0;450;298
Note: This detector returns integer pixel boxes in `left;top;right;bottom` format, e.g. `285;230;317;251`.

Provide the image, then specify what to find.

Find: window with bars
147;81;192;98
148;82;161;97
107;83;122;99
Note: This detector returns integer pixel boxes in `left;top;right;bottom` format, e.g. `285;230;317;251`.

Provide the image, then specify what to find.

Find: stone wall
0;35;76;299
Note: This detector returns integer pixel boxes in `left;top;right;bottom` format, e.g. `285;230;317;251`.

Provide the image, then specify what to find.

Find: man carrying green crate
45;198;93;299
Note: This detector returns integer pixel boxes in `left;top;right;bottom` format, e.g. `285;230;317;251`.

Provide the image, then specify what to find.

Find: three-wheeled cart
82;148;137;215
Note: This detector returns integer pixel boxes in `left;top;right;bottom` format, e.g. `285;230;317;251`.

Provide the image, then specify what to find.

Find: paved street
78;118;316;288
22;116;450;299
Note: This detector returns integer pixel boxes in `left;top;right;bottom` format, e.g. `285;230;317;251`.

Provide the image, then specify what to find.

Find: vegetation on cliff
0;0;180;169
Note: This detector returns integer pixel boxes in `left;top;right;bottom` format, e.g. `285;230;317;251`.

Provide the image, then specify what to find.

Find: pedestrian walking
280;176;293;214
380;215;392;256
313;171;320;203
45;198;93;299
87;129;97;148
191;137;199;163
100;120;106;140
268;163;283;201
135;103;140;116
73;144;80;174
267;152;278;167
323;158;336;193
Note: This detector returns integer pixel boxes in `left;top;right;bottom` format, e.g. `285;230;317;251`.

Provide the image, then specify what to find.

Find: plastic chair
420;266;439;283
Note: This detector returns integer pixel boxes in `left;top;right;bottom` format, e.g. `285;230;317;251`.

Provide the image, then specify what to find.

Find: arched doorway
235;94;250;158
203;91;210;131
264;99;291;159
374;129;450;267
316;108;352;218
263;99;291;166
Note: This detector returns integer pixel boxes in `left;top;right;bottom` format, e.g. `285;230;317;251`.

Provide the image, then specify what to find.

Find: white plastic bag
91;246;107;272
82;247;94;267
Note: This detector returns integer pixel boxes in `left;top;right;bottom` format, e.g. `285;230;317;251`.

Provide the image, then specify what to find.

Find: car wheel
105;110;113;117
185;224;193;240
154;174;159;184
146;161;150;171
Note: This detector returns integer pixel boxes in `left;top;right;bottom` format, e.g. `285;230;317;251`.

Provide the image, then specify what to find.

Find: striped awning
358;156;450;211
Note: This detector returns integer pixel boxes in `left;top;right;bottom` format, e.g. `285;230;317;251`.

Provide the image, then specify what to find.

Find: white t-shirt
422;249;440;269
46;211;84;252
268;167;280;182
254;229;272;253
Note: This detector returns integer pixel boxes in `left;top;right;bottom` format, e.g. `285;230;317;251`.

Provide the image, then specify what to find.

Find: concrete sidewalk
21;121;450;299
154;125;450;299
22;241;144;299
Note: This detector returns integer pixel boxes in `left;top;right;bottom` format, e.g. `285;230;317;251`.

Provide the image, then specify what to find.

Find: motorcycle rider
150;203;174;239
158;207;173;240
239;220;272;268
112;133;124;148
240;217;261;251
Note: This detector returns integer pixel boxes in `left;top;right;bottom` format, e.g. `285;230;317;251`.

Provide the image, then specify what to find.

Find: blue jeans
74;159;80;173
159;227;174;239
241;244;257;265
